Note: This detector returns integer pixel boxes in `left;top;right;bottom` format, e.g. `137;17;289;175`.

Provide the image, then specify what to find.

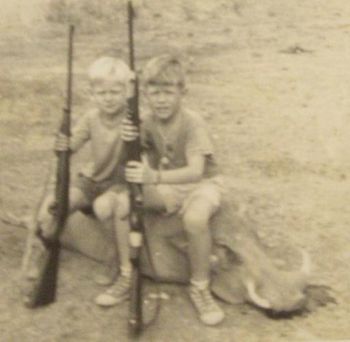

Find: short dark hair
142;54;185;88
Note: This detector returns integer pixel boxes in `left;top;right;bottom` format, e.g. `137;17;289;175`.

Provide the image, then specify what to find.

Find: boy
122;55;225;325
23;56;134;305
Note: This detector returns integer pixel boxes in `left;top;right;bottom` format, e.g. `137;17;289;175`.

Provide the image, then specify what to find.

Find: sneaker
94;263;118;286
189;285;225;326
95;275;131;307
94;271;116;287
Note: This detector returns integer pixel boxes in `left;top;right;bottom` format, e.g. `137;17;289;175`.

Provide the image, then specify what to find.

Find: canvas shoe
94;272;116;286
93;262;118;286
189;285;225;326
95;275;131;306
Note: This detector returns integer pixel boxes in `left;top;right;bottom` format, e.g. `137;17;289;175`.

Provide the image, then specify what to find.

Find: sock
120;265;132;278
190;279;209;290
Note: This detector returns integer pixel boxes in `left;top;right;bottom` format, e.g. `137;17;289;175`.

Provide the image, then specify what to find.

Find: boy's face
91;78;127;116
145;83;184;122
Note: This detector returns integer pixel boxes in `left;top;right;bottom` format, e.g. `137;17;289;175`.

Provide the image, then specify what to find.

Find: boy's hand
122;118;139;142
125;160;158;184
54;132;70;152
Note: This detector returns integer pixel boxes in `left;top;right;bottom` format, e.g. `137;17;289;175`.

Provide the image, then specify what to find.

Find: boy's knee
38;218;57;240
93;195;114;221
93;191;130;221
69;187;89;212
183;210;210;235
182;197;218;235
115;192;130;219
36;196;57;239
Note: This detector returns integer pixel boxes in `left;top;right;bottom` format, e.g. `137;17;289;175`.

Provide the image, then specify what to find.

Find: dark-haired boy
123;55;225;325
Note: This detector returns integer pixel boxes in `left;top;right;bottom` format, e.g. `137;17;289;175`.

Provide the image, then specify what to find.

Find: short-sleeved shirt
141;108;219;178
70;108;127;183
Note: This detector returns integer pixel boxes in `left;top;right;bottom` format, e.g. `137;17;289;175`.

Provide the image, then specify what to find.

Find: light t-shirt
70;108;127;183
141;108;219;178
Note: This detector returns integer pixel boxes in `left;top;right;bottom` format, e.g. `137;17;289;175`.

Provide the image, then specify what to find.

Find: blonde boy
123;55;225;325
24;56;134;305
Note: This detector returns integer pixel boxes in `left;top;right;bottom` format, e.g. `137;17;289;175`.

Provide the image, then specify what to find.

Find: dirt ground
1;0;350;341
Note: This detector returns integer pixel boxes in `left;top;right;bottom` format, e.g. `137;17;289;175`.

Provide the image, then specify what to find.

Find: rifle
24;25;75;308
125;0;145;337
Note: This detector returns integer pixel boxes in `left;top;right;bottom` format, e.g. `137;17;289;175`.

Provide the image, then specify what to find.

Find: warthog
211;220;311;313
21;209;311;314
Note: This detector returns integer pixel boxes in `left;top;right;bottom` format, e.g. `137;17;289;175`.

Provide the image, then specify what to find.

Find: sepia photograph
0;1;349;341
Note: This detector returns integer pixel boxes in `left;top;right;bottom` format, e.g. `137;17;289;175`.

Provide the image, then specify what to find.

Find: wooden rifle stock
126;1;145;337
26;25;74;308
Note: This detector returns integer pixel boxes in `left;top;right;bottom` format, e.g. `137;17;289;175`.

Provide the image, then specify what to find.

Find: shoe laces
191;286;218;312
107;275;131;295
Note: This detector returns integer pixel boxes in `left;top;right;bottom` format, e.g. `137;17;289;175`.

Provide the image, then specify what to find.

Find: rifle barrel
127;1;135;71
65;25;74;116
28;25;75;307
126;0;144;337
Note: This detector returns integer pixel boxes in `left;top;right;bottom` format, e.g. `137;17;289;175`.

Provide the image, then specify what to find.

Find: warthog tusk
246;280;271;309
300;249;311;275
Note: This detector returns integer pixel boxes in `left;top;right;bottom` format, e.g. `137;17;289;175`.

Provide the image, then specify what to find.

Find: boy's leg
140;182;225;325
93;184;178;306
37;187;90;239
90;215;118;286
182;199;214;284
93;191;132;306
182;195;224;326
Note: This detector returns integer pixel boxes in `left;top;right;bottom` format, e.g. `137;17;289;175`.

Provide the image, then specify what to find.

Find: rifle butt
24;241;61;308
128;256;143;338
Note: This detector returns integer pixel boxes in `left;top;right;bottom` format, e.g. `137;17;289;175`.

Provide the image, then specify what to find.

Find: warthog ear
246;280;271;309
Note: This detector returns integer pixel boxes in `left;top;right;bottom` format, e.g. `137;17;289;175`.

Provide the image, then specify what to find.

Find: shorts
74;173;127;204
143;176;224;216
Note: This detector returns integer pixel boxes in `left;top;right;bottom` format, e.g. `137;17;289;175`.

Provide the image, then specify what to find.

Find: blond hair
142;54;185;88
88;56;134;85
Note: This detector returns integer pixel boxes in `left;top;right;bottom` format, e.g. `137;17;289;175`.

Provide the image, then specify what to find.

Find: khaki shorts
74;173;126;204
143;176;224;216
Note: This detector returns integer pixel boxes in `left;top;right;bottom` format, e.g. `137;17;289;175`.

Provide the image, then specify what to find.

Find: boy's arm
124;116;209;184
55;113;91;153
126;154;205;184
157;154;205;184
68;113;91;152
50;113;91;187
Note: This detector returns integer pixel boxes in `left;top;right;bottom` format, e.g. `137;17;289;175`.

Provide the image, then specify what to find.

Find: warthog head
243;250;311;313
212;235;312;314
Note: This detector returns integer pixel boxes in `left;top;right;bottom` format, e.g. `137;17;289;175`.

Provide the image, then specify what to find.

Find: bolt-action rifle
24;25;75;308
125;0;145;337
